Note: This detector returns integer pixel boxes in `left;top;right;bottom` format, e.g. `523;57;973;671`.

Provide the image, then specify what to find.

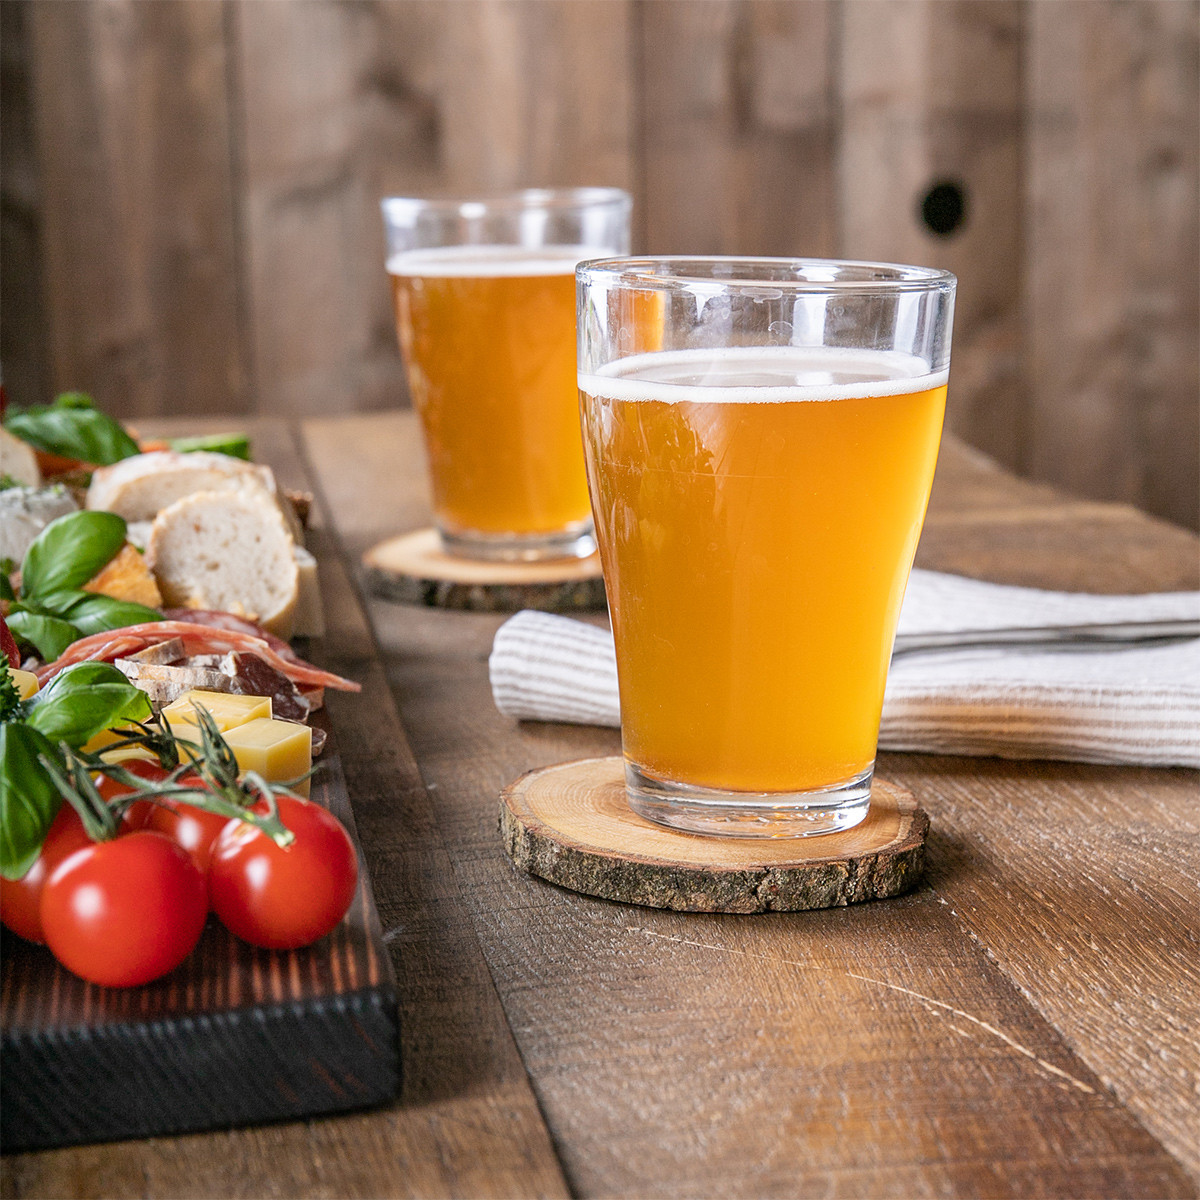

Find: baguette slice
146;489;299;637
86;450;278;523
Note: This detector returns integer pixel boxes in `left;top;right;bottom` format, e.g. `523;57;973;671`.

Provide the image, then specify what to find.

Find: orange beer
389;246;592;543
580;346;947;795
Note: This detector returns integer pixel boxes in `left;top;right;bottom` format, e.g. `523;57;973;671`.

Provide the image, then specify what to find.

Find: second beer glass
578;257;955;837
382;188;631;561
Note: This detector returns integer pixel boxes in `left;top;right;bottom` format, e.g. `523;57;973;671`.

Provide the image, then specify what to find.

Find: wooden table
4;413;1198;1199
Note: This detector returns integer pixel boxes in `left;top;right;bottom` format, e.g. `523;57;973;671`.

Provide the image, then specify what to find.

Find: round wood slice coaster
500;756;928;913
362;528;607;612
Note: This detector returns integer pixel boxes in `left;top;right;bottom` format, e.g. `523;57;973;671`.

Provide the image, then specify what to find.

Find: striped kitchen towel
488;569;1200;768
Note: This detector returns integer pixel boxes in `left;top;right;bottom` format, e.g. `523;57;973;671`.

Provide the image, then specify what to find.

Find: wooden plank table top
3;411;1197;1200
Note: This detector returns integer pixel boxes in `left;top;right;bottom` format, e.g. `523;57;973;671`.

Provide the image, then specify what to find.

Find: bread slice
145;489;299;636
86;451;278;523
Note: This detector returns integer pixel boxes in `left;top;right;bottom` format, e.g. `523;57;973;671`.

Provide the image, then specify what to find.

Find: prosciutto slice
36;621;360;693
160;609;304;664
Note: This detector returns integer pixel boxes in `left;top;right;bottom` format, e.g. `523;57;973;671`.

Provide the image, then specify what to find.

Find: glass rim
381;187;631;221
577;255;956;294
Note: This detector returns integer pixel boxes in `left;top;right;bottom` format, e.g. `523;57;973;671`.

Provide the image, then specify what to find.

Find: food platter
0;403;401;1150
0;709;400;1153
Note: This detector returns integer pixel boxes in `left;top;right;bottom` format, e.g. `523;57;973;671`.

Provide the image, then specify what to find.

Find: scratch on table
630;926;1096;1096
845;971;1096;1095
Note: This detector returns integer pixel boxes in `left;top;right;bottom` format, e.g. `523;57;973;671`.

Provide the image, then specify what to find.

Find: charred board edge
499;766;928;913
0;985;400;1153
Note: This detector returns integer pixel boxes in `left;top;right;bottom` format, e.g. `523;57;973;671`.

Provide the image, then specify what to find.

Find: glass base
437;520;596;563
624;761;873;839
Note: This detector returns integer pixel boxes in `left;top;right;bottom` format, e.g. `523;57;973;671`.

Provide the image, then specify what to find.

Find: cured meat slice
36;622;359;693
219;651;313;723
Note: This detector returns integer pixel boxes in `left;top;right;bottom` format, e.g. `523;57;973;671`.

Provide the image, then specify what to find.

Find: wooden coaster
500;756;928;913
362;528;606;612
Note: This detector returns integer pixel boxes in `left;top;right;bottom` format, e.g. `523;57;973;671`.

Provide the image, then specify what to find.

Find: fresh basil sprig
0;663;152;879
5;511;161;661
3;392;140;465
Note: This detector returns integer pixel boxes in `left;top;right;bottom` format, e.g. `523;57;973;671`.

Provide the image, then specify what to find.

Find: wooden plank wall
1;0;1196;531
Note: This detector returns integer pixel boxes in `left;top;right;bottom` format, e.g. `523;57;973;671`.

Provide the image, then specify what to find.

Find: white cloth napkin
488;569;1200;768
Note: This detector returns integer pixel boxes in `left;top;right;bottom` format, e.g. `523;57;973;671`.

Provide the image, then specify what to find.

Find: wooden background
2;0;1197;531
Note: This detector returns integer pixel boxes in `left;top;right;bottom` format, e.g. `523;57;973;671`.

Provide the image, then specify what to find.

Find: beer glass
577;258;955;836
382;188;631;561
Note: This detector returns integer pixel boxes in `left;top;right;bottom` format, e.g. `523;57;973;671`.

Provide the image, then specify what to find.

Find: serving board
363;527;607;612
0;715;400;1153
501;757;927;912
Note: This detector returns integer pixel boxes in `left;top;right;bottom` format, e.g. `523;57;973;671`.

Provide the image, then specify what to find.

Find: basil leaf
4;611;80;662
0;574;14;603
21;510;127;597
32;661;134;695
41;591;160;635
3;393;140;465
0;723;64;880
168;432;251;460
27;682;151;748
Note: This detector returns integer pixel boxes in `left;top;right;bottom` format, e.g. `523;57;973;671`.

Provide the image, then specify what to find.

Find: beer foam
579;347;949;403
388;244;607;278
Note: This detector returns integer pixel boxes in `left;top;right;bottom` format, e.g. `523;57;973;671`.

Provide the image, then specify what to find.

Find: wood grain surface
3;0;1196;530
500;759;928;912
5;413;1198;1197
301;411;1195;1197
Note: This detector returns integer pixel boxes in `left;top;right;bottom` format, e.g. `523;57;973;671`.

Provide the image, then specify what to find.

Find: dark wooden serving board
0;716;400;1153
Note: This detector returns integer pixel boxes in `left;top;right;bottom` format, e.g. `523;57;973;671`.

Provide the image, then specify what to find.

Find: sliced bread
145;489;299;637
86;450;278;523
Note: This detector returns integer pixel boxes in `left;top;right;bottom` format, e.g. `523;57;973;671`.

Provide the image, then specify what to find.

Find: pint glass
577;258;955;836
382;188;631;561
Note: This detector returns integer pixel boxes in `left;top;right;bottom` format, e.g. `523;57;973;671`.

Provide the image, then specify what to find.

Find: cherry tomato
0;804;92;944
209;796;358;950
145;785;228;888
95;759;171;831
40;831;207;987
1;614;19;669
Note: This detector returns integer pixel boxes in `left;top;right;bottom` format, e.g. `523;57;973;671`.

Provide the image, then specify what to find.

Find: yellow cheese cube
98;745;158;766
162;690;272;734
7;667;39;701
82;725;134;754
221;718;312;797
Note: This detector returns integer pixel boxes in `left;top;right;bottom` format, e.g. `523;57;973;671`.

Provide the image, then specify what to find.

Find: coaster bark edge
499;756;927;912
363;528;606;612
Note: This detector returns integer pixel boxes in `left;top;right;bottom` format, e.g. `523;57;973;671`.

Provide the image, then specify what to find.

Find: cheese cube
162;690;272;734
7;667;39;701
98;745;158;766
82;725;135;754
221;718;312;797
